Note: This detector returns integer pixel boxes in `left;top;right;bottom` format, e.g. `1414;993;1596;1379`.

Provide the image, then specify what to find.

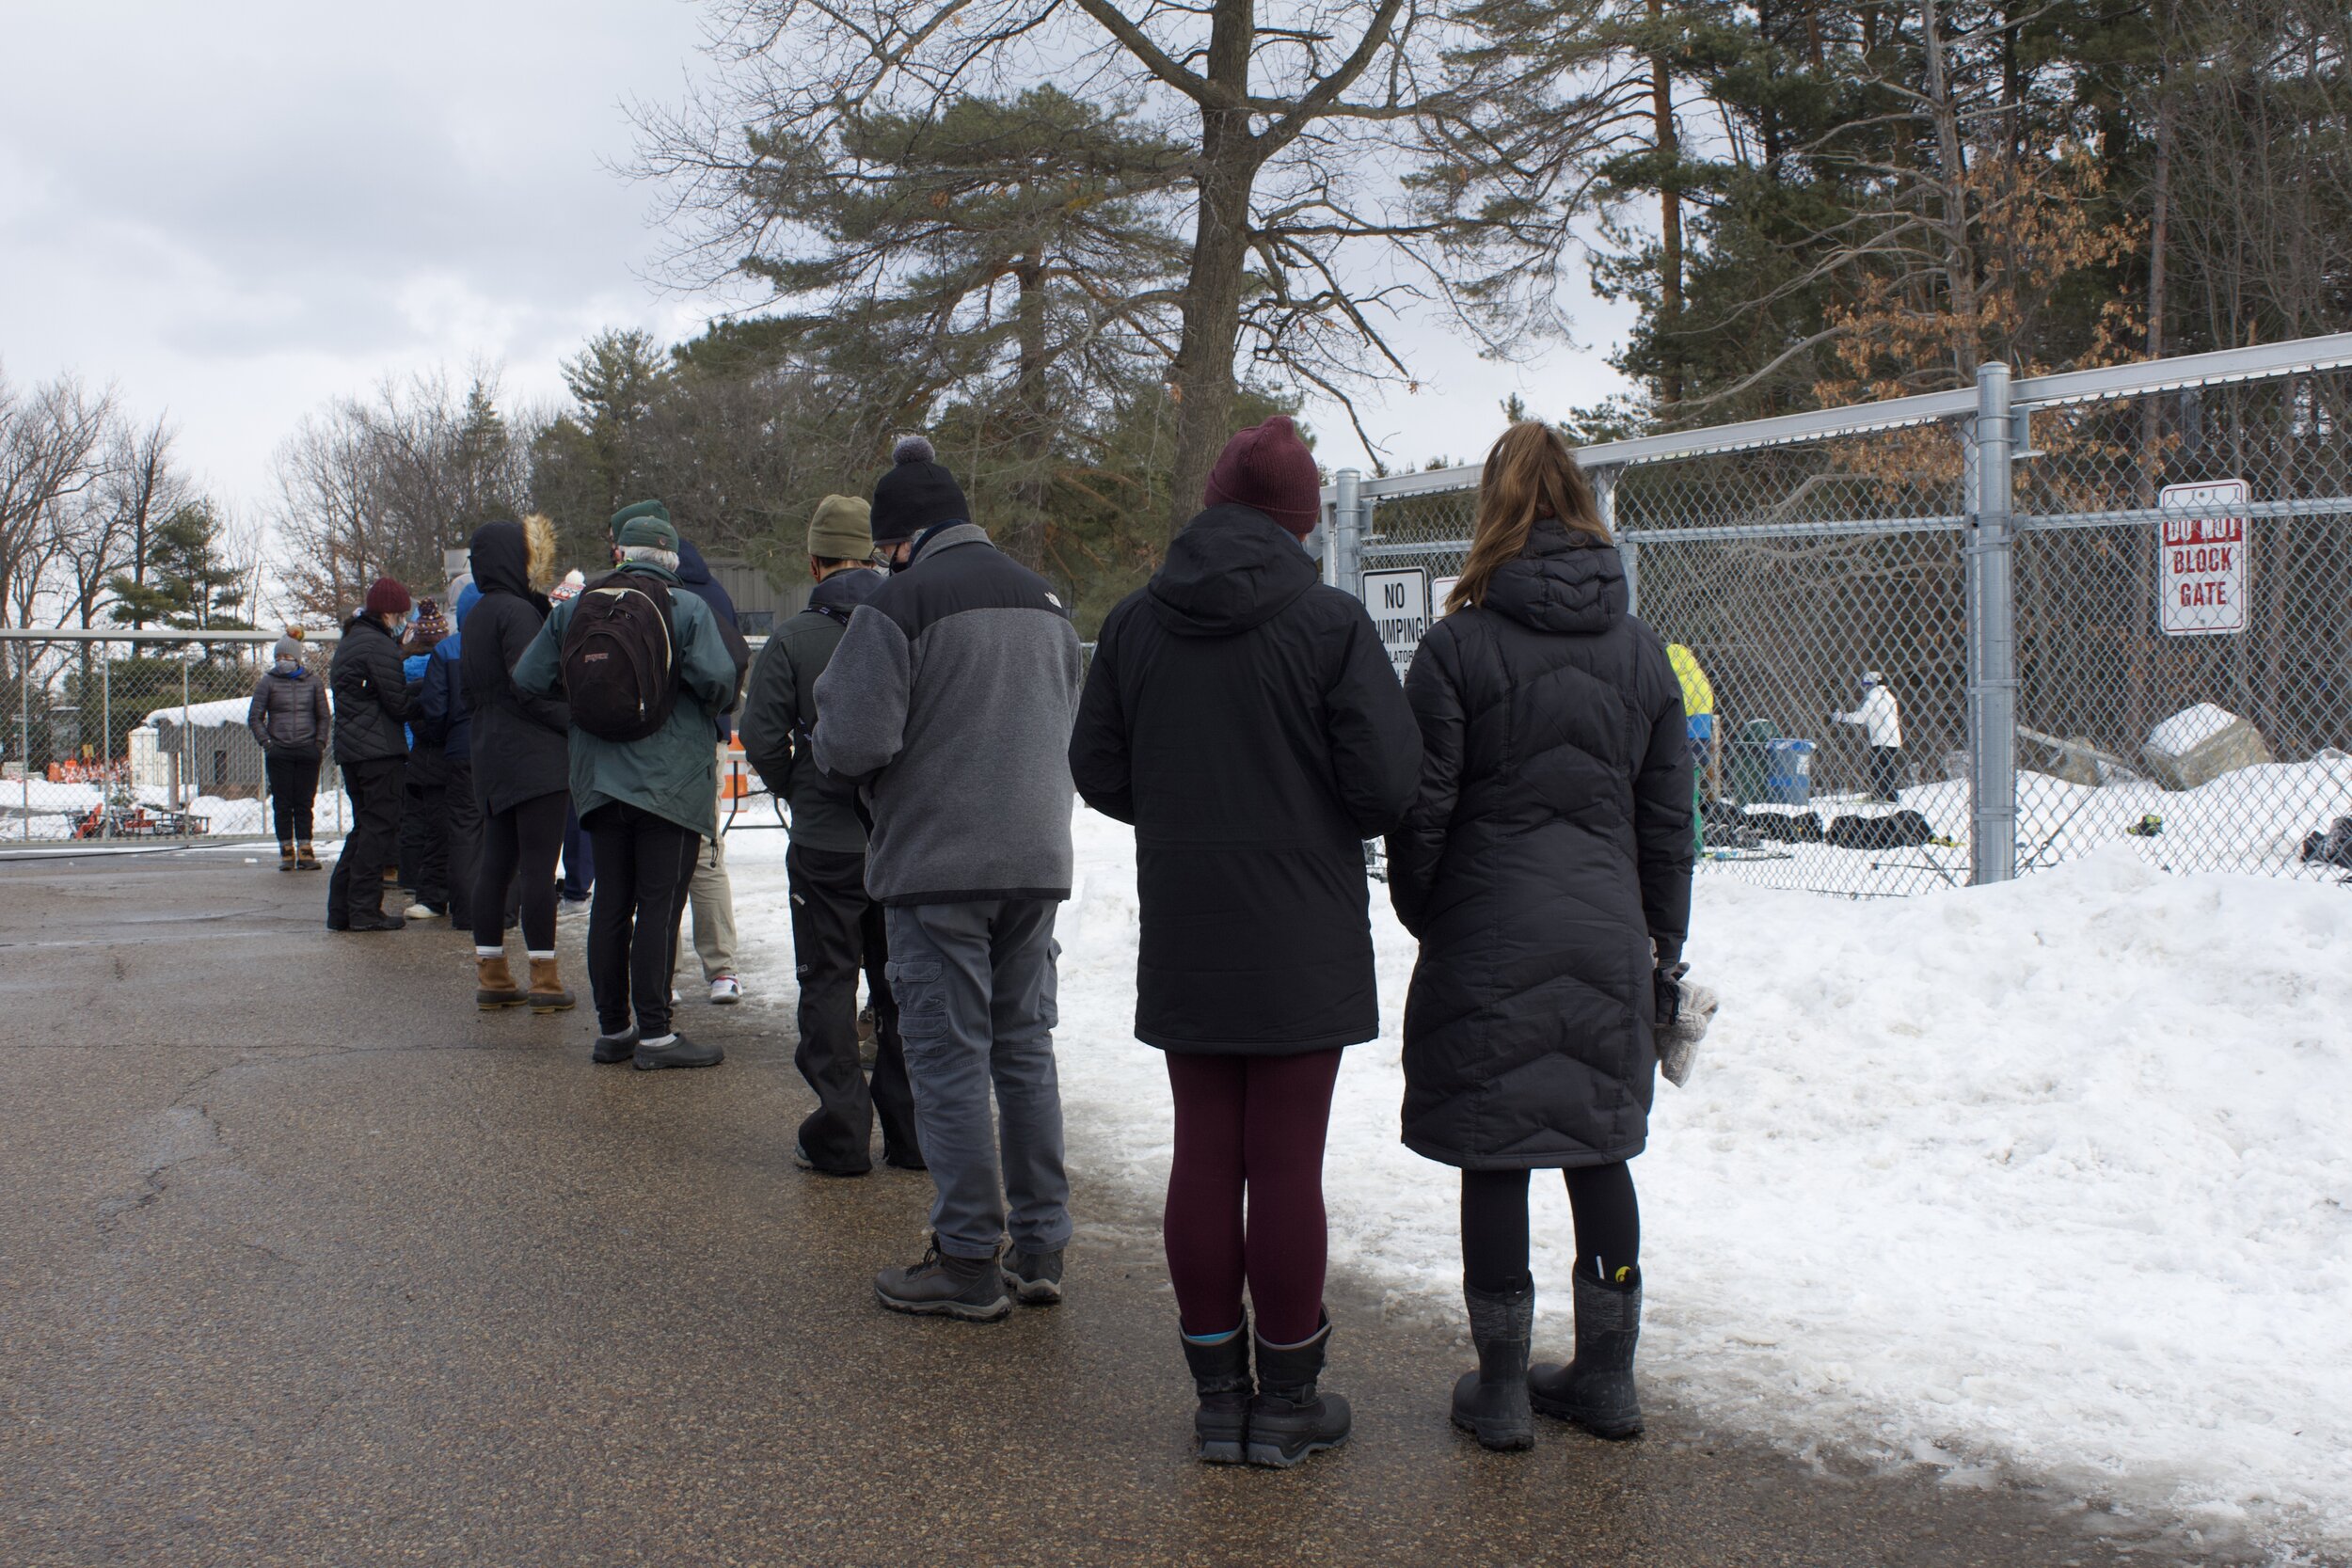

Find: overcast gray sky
0;0;1632;521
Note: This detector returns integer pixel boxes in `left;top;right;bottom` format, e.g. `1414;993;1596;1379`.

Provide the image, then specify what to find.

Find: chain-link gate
2;630;346;845
1324;333;2352;896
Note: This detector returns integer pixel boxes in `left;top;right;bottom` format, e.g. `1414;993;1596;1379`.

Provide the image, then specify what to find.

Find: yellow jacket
1667;643;1714;718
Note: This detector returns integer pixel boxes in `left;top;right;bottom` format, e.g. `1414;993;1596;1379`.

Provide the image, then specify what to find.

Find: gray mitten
1658;975;1719;1088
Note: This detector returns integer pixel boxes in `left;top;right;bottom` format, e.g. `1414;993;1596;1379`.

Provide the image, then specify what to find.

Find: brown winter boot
528;957;576;1015
278;843;296;873
476;954;527;1010
295;843;321;870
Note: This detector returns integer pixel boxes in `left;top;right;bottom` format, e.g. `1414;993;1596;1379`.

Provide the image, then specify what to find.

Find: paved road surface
0;846;2240;1566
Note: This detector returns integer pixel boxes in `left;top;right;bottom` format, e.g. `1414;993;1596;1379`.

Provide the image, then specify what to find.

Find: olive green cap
807;495;874;562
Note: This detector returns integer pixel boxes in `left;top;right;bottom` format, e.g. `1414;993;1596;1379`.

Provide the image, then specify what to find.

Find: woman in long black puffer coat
1386;420;1694;1453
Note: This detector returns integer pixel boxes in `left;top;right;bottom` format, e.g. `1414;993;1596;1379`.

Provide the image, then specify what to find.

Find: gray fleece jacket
811;523;1083;905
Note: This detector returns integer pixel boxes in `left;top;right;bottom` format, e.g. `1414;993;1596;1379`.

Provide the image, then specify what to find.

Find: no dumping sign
1361;567;1430;678
2157;479;2249;638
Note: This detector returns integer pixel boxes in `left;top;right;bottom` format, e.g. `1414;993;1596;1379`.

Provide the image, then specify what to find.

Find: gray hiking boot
1529;1266;1644;1439
875;1238;1011;1323
1000;1247;1064;1306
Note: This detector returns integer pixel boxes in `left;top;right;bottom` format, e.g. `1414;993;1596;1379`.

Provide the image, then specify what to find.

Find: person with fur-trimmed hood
813;436;1086;1323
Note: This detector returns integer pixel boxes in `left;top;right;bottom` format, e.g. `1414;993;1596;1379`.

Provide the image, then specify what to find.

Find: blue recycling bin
1765;738;1816;805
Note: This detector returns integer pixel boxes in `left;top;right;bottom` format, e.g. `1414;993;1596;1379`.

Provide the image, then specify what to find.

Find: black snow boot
1247;1313;1351;1468
1179;1321;1252;1465
1529;1266;1644;1439
1451;1280;1534;1451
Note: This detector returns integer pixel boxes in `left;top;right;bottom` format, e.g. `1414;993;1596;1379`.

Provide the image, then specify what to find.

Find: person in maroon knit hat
1069;419;1421;1467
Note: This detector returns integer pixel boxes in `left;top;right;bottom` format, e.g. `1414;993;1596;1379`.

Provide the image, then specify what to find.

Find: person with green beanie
515;505;741;1070
739;495;920;1176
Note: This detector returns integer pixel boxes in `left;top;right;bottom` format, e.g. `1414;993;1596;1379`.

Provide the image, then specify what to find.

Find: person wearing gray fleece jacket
812;436;1084;1323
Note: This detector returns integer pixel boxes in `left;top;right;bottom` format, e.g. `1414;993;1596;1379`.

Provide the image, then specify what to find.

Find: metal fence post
1595;467;1630;613
16;644;27;841
1334;468;1364;596
1967;363;2020;884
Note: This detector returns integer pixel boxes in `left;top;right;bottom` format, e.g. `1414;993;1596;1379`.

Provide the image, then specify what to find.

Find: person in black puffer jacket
326;578;415;930
1072;415;1421;1469
459;518;575;1015
1387;421;1693;1454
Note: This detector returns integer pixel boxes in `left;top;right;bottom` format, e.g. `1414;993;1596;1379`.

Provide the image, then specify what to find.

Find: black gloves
1654;961;1688;1028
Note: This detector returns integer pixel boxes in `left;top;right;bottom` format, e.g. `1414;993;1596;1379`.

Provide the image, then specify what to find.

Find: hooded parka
1071;504;1422;1054
328;615;411;765
459;521;571;815
1386;522;1694;1168
247;659;332;758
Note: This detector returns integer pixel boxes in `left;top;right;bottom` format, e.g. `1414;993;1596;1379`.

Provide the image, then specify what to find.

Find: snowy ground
1;778;344;841
733;805;2352;1556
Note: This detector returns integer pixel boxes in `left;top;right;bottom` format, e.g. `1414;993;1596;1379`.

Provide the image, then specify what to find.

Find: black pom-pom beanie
869;435;969;544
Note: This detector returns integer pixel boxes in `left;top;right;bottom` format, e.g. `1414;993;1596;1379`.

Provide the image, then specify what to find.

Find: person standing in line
420;578;489;931
398;599;453;921
246;635;331;872
516;505;740;1069
674;532;753;1006
460;520;575;1015
1831;671;1905;802
1387;422;1694;1453
547;566;596;914
1071;415;1421;1468
813;437;1084;1323
326;578;417;931
739;495;922;1177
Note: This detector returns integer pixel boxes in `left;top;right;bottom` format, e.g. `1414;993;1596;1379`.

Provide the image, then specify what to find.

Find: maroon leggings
1162;1049;1343;1346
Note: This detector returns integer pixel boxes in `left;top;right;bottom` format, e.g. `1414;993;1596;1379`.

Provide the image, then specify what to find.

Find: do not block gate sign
2157;479;2249;638
1361;568;1430;679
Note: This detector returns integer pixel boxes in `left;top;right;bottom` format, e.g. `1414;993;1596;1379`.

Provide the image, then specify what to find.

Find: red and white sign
2157;479;2249;638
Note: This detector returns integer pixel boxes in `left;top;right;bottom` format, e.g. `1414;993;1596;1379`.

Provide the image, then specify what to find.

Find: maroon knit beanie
1204;416;1322;537
364;577;412;618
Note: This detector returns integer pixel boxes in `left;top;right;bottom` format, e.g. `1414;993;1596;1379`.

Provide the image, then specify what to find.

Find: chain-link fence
1;630;346;845
1325;333;2352;896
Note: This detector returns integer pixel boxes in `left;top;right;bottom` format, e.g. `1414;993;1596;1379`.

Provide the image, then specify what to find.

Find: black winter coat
1387;523;1694;1169
675;538;752;738
460;521;571;815
1072;504;1422;1055
328;616;411;765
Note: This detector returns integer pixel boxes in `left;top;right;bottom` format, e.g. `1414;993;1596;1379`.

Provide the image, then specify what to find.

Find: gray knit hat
272;637;304;663
807;495;874;562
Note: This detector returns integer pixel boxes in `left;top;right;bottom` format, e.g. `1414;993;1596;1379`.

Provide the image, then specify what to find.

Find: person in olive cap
516;503;741;1069
326;577;417;930
814;437;1085;1322
739;494;921;1176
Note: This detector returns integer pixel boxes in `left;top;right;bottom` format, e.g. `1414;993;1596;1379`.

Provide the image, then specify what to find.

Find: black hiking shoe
1181;1321;1252;1465
632;1034;723;1071
874;1238;1010;1323
346;911;405;932
1000;1246;1064;1306
1247;1314;1352;1467
592;1027;638;1065
792;1142;868;1178
1530;1267;1644;1439
1451;1280;1534;1451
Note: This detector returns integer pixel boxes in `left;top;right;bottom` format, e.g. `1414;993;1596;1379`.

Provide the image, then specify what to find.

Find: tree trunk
1651;0;1683;407
1919;0;1980;377
1166;0;1260;541
1006;252;1055;566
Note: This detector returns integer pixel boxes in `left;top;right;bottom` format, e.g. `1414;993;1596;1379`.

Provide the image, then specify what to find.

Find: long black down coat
459;521;571;816
1387;522;1694;1168
1071;504;1422;1055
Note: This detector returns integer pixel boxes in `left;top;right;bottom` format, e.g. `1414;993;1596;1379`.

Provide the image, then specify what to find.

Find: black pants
1869;746;1905;802
401;760;450;911
445;759;481;928
560;802;595;900
326;755;405;927
474;790;566;953
1460;1163;1640;1294
264;752;320;847
787;842;920;1172
583;801;700;1039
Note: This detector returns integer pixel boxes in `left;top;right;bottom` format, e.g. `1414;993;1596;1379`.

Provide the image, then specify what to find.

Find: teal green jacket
514;562;739;837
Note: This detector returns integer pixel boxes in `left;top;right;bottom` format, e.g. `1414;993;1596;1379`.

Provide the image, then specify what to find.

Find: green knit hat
609;499;670;538
807;495;874;562
615;513;678;551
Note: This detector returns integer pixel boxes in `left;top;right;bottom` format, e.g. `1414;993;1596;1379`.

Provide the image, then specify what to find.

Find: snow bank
1046;810;2352;1550
2148;703;2240;758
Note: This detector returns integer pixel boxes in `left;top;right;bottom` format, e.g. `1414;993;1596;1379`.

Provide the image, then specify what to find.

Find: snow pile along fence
1323;332;2352;895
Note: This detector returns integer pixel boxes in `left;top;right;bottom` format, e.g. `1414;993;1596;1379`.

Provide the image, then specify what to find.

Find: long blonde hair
1445;422;1610;614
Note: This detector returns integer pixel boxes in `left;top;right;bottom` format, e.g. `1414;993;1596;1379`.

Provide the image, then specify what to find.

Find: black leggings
474;791;566;952
582;801;700;1039
1461;1163;1640;1294
264;753;320;846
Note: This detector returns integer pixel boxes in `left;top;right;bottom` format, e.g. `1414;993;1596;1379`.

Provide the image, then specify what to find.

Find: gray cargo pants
884;899;1071;1262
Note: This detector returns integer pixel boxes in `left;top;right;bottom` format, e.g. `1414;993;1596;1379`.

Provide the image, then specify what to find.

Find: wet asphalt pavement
0;846;2259;1566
